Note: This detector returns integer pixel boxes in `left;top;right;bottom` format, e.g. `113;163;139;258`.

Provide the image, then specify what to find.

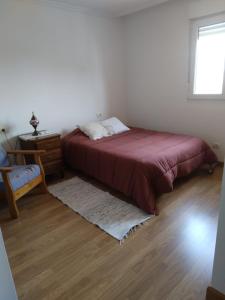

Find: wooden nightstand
19;132;64;177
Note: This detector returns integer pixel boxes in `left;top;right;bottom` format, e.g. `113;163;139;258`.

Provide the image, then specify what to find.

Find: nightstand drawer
36;137;61;150
43;160;63;176
41;149;62;163
19;132;64;177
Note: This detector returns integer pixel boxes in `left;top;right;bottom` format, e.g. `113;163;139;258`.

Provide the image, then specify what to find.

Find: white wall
0;230;18;300
1;0;225;161
124;0;225;161
0;0;126;142
211;164;225;294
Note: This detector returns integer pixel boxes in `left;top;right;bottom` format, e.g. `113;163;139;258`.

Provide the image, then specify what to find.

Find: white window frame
189;14;225;100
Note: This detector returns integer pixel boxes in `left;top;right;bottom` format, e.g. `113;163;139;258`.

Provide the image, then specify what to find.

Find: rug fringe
120;223;146;245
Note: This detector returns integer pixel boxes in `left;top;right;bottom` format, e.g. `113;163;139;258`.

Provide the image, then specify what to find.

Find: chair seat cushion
0;165;41;191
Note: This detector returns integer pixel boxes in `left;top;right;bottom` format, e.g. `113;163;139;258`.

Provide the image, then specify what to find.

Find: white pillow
79;122;109;140
101;117;130;135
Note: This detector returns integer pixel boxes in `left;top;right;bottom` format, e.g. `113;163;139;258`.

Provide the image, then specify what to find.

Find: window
189;15;225;99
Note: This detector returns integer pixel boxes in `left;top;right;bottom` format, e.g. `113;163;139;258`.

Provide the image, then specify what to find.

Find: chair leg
6;194;19;219
35;155;48;194
1;172;20;219
39;181;48;194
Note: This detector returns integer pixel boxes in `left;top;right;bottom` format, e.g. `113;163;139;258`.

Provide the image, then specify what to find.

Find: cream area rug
49;177;152;242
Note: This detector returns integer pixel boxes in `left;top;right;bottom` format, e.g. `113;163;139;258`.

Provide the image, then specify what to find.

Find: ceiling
45;0;171;17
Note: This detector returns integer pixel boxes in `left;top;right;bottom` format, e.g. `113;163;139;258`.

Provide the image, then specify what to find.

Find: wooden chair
0;147;48;218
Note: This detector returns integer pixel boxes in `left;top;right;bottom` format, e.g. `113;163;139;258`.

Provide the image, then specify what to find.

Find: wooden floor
0;166;223;300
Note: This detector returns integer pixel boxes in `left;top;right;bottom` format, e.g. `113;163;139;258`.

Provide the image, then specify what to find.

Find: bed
62;127;217;215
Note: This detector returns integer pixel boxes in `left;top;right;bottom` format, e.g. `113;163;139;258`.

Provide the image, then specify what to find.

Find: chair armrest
0;167;13;174
7;150;46;166
7;150;45;155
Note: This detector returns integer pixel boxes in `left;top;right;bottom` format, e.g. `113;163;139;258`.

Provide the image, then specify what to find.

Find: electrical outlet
212;143;220;150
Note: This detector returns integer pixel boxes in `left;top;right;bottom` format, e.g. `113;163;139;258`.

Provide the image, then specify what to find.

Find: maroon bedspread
62;128;217;214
